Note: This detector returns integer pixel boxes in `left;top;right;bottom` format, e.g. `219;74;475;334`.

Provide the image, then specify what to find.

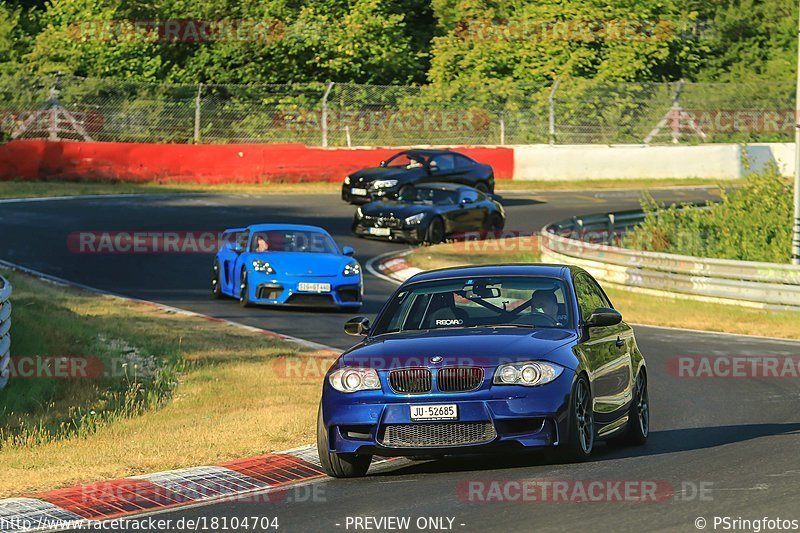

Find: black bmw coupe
352;183;505;244
342;149;495;204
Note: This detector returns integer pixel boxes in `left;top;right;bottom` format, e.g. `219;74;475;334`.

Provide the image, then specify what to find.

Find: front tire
239;268;252;308
316;405;372;478
425;217;445;245
484;213;504;233
558;374;594;462
623;371;649;445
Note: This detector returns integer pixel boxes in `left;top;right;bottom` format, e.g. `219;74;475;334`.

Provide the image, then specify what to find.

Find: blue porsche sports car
212;224;363;310
317;264;649;477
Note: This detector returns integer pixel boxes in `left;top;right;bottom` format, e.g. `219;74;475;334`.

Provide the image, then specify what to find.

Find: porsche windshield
397;188;458;205
250;230;338;254
372;276;573;334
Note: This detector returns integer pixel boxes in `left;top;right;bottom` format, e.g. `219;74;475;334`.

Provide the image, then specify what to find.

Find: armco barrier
0;275;11;390
541;211;800;311
0;140;514;183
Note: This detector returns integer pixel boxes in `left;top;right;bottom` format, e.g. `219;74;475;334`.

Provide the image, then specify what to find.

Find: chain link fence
0;75;795;146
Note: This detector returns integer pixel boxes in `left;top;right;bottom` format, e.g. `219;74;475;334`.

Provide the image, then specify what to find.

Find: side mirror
586;308;622;328
460;197;473;206
429;162;439;173
227;242;244;254
379;160;387;168
342;246;355;256
344;316;370;336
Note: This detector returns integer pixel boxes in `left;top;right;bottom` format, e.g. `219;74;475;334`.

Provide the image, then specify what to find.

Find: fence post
321;82;334;147
194;83;203;144
499;111;505;145
548;80;560;145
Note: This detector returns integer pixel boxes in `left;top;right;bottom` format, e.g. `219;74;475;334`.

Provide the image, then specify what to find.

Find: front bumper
352;221;425;243
342;183;400;204
245;272;362;308
320;370;574;456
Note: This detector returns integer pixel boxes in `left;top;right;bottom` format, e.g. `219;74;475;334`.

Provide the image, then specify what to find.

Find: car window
385;152;428;169
460;190;480;203
373;276;573;335
237;231;250;249
249;230;338;254
454;154;473;168
398;188;458;205
573;273;612;322
431;154;455;171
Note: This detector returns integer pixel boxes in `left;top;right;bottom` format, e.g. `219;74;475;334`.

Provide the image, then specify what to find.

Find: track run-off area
1;187;799;532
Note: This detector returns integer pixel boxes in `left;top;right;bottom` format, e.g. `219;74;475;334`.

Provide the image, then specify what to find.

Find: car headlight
252;260;275;274
329;367;381;393
372;179;398;189
405;213;426;225
355;207;363;219
493;361;564;387
343;262;361;276
344;175;351;185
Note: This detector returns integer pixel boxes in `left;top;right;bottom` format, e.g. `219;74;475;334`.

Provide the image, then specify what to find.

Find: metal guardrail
541;210;800;311
0;275;11;389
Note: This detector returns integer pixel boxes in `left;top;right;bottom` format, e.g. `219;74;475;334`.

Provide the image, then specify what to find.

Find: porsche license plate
297;282;331;293
368;227;391;236
351;188;368;196
410;404;458;421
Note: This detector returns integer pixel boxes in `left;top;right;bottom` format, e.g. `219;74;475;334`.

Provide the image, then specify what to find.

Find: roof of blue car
244;223;329;233
407;264;575;283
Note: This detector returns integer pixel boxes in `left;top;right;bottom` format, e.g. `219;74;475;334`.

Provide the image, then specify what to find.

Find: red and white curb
0;446;395;532
365;249;419;286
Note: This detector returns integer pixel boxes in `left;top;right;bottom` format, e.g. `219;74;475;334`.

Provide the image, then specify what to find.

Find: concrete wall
513;143;795;181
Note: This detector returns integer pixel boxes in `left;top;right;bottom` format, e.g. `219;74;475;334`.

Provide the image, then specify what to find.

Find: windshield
372;276;573;335
385;152;429;169
397;187;458;205
250;230;338;254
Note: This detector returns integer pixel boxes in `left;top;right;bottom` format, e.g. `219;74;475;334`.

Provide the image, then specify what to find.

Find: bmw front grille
437;367;484;392
389;368;432;393
380;422;497;448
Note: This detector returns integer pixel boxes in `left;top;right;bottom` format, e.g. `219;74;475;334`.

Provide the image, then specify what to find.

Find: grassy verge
0;177;733;200
403;239;800;340
0;269;334;497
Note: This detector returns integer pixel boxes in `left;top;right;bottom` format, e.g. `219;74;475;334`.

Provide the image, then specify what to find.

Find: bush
624;164;793;263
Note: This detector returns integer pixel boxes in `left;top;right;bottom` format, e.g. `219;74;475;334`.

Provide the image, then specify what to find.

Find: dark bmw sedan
352;183;505;244
317;265;649;478
341;149;495;204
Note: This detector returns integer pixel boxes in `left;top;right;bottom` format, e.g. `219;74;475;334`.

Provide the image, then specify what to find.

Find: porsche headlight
252;260;275;274
329;368;381;393
372;179;398;189
344;175;351;185
355;207;364;219
404;213;426;225
343;262;361;276
493;361;564;387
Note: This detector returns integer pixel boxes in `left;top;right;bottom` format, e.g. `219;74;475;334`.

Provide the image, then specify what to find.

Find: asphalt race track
2;187;799;532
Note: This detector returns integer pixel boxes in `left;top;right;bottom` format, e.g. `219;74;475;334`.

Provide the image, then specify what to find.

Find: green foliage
624;164;793;263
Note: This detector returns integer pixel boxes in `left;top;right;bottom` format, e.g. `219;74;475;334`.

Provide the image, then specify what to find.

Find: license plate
297;282;331;293
351;187;368;196
368;227;391;236
410;404;458;421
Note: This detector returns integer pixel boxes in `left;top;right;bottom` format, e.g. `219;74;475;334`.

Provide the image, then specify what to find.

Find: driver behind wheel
531;289;559;322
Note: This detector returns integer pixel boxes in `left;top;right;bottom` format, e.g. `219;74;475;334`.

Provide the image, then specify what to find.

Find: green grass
0;269;335;497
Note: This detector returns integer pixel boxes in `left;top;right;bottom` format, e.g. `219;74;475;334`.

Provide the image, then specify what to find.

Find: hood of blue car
252;252;344;277
340;328;578;370
360;201;433;219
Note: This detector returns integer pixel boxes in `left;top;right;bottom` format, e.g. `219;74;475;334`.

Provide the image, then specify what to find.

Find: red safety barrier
0;140;514;183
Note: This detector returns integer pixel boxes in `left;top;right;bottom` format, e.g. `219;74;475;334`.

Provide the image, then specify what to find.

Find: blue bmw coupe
212;224;363;310
317;264;649;477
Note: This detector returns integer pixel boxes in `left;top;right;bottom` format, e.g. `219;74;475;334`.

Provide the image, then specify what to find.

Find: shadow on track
369;422;800;477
